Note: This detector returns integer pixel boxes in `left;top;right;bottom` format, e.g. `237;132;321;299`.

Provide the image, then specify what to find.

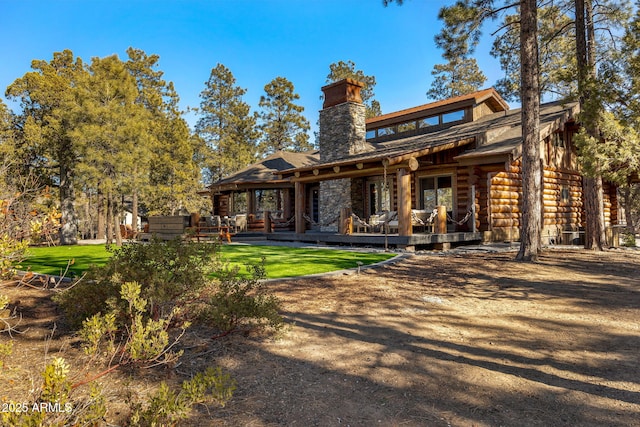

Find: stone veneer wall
318;102;367;162
318;101;367;231
319;179;351;232
350;178;365;219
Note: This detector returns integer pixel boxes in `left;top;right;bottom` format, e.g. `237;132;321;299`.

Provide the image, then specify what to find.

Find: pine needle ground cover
23;244;394;279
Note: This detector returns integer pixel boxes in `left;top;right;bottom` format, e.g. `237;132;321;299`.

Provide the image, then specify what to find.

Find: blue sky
0;0;505;135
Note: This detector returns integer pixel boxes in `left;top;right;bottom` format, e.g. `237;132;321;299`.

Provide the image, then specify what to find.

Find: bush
0;293;13;370
621;232;637;247
198;260;284;336
76;281;236;425
0;234;28;279
57;239;284;339
0;357;107;427
56;238;219;328
129;367;236;426
80;281;186;368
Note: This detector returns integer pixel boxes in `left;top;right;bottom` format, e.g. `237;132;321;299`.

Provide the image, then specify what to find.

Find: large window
420;176;452;213
418;116;439;128
255;189;285;218
232;192;247;214
368;177;393;216
442;110;465;124
366;109;467;140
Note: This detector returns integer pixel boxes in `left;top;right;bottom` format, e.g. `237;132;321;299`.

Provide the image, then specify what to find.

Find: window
397;121;416;133
554;131;566;148
420;176;453;213
366;130;376;139
368;178;393;216
232;192;247;214
418;116;439;128
255;189;285;217
561;186;570;202
442;110;465;123
377;126;396;137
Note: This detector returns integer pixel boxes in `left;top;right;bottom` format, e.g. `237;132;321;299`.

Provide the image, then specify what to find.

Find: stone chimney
317;79;367;231
319;78;368;162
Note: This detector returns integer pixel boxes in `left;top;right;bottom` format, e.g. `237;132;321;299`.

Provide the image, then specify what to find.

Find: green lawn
23;244;395;279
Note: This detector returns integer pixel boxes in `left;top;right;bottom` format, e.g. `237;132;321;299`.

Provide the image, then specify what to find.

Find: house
207;78;619;248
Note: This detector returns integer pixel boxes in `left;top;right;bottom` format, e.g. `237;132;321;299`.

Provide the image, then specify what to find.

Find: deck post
264;210;272;233
397;167;412;236
283;188;292;220
435;205;447;234
247;189;255;216
471;184;477;233
295;181;306;234
340;207;353;234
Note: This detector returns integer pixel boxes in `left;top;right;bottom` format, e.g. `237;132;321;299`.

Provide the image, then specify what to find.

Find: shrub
198;260;284;336
0;234;28;279
57;239;284;339
621;232;637;247
0;357;107;427
80;282;186;368
56;238;219;328
1;293;16;369
129;367;236;426
77;281;235;426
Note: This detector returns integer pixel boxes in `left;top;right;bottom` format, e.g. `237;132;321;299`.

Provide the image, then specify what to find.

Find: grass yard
23;243;395;279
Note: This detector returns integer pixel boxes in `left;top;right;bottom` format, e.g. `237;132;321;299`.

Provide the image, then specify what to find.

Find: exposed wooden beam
292;166;388;183
408;157;419;171
333;166;340;173
386;137;475;166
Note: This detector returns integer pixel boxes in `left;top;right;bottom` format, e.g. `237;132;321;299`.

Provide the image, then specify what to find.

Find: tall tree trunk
114;194;123;246
619;185;636;234
106;193;113;245
97;189;106;240
517;0;542;261
132;188;139;231
59;150;78;245
84;194;91;239
576;0;607;250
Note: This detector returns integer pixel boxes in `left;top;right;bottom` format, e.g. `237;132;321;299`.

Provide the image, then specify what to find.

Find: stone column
318;79;368;232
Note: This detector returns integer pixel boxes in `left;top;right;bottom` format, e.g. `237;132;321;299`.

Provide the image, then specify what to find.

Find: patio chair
369;211;397;233
233;214;247;232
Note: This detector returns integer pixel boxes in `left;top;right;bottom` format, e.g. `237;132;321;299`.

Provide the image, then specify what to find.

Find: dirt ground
1;247;639;426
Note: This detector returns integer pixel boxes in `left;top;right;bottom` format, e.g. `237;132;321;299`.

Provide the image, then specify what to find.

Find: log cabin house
206;78;619;249
207;150;318;231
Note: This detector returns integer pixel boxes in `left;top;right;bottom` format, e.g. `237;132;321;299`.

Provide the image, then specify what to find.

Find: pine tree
427;57;487;100
257;77;311;155
125;48;202;221
326;60;382;118
72;54;144;245
6;50;87;245
574;4;640;235
388;0;542;260
196;64;258;183
490;6;577;102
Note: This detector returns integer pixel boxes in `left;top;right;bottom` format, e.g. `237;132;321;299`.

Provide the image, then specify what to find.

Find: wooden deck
261;231;483;249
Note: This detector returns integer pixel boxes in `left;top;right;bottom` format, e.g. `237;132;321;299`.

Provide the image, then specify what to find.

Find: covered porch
276;137;479;250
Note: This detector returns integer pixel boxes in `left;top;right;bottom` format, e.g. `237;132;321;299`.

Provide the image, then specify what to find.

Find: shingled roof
279;100;579;177
209;150;319;191
366;87;509;128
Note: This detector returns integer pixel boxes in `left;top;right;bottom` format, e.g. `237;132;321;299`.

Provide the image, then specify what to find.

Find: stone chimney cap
321;78;365;109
